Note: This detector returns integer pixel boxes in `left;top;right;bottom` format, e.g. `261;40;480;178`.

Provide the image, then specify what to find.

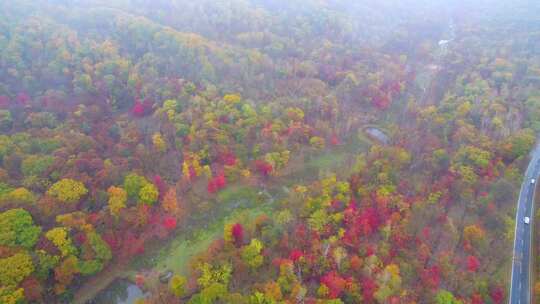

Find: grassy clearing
217;184;259;206
131;185;271;279
141;144;365;278
287;136;370;183
153;207;271;276
307;150;347;169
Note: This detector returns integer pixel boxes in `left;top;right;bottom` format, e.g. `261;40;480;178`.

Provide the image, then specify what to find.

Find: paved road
509;143;540;304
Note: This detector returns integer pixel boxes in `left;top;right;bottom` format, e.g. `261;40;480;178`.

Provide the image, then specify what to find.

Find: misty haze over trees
0;0;540;303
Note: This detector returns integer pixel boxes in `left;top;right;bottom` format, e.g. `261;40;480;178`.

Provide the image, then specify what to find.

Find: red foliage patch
16;92;30;105
421;227;431;241
361;277;377;302
466;255;480;272
348;198;358;211
148;211;161;226
254;160;273;177
289;249;304;262
372;93;390;110
357;207;380;236
207;174;227;194
87;213;100;225
365;245;375;256
421;265;441;289
163;216;177;230
330;134;340;146
131;102;146;117
320;272;347;298
218;115;230;124
490;286;504;304
231;223;244;247
131;98;154;117
207;180;218;194
153;175;167;199
215;174;226;188
293;224;308;247
103;233;119;251
219;151;237;166
350;255;362;271
471;293;484;304
122;232;145;258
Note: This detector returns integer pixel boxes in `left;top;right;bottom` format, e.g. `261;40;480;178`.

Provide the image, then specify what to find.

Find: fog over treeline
1;1;540;304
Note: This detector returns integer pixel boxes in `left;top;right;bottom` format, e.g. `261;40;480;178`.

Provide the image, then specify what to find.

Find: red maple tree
320;272;347;298
254;160;273;177
163;216;177;230
231;223;244;247
466;255;480;272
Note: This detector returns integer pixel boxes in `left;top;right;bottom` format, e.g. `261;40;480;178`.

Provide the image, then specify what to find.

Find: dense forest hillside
1;1;540;303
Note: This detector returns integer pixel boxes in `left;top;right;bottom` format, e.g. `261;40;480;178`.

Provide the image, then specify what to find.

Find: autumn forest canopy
1;0;540;303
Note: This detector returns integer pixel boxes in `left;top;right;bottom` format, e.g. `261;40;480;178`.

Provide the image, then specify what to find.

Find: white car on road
531;178;536;184
524;217;530;224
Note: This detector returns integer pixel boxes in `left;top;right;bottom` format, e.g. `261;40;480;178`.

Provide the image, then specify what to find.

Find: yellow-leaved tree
47;179;88;203
45;227;77;257
152;132;167;152
0;252;34;287
107;186;127;217
170;274;187;297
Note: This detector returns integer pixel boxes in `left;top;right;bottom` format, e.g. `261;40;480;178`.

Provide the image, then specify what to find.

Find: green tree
79;260;103;276
454;145;492;169
123;173;147;200
87;231;112;262
21;155;55;176
435;290;462;304
0;208;41;249
249;292;276;304
139;182;158;205
36;250;60;279
0;183;14;198
0;110;13;132
241;239;264;269
525;95;540;131
308;209;329;232
502;128;535;160
188;283;227;304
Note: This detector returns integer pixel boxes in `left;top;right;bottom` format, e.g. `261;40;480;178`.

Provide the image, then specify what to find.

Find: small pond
89;280;146;304
365;127;390;144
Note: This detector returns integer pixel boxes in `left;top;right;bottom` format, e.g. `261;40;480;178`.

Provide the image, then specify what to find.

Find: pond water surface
90;280;146;304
